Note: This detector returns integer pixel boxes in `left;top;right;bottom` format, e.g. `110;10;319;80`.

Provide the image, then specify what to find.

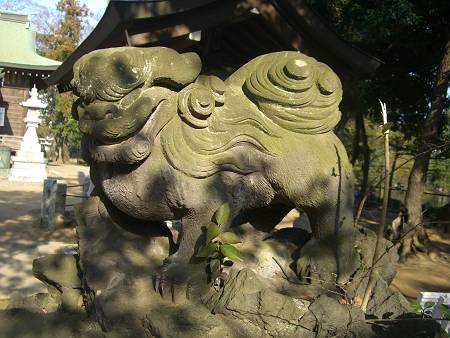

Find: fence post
82;176;91;200
41;179;67;229
55;183;67;226
41;179;57;229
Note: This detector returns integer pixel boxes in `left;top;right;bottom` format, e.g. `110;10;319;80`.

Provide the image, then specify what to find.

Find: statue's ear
72;47;202;102
145;48;202;89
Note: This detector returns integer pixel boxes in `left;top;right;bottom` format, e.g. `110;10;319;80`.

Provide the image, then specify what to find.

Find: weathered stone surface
232;224;299;284
355;227;399;285
6;292;59;313
75;196;171;293
71;46;359;300
206;269;313;337
93;275;234;338
366;278;411;319
32;254;82;311
71;197;413;337
298;295;377;338
64;47;428;338
32;254;80;288
142;303;234;338
342;227;400;304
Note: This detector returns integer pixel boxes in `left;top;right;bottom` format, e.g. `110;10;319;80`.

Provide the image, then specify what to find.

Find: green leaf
410;302;423;313
218;232;241;244
424;301;435;309
220;243;242;261
206;222;220;243
214;203;230;225
438;305;450;319
197;242;218;258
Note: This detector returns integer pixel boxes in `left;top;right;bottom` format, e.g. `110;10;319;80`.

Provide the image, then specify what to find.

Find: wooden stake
361;101;391;312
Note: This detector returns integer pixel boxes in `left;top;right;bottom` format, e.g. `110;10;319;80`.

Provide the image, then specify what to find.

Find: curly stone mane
72;48;342;178
160;51;343;178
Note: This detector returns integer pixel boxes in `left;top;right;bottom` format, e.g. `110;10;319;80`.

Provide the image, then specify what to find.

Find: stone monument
9;85;47;182
19;47;439;337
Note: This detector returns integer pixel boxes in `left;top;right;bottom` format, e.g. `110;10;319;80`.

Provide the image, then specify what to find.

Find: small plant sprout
411;300;450;323
411;301;436;318
196;203;243;282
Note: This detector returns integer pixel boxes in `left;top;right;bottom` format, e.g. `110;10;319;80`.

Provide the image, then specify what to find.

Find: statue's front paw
296;255;313;283
153;261;209;304
296;238;337;284
153;263;188;304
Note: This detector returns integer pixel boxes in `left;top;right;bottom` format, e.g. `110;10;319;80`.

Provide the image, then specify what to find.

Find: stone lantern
9;85;47;182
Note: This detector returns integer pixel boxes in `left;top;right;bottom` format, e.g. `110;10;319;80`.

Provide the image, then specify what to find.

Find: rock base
8;157;47;183
5;197;446;338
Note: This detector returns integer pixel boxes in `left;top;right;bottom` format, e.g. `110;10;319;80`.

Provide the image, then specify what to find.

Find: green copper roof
0;11;61;71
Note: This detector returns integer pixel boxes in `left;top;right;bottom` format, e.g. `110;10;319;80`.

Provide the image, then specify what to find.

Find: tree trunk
402;38;450;260
62;140;70;163
388;151;398;205
352;113;370;201
55;136;70;164
351;115;361;165
56;138;64;165
359;114;370;201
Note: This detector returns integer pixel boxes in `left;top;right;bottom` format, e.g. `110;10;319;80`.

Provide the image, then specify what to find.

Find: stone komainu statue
71;47;358;298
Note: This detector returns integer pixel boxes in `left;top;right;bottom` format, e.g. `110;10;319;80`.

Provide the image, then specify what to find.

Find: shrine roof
0;11;61;71
44;0;382;92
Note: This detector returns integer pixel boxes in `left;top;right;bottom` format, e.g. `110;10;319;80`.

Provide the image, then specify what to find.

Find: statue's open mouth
82;108;156;164
73;89;161;145
78;92;177;165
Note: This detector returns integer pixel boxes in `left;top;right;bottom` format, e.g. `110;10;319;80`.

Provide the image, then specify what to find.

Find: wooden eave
44;0;381;92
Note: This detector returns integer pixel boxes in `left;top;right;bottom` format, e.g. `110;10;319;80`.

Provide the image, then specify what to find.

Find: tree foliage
40;0;89;162
309;0;449;141
309;0;450;187
41;0;89;62
308;0;450;258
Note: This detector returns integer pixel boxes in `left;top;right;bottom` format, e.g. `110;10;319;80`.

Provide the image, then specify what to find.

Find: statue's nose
85;102;118;121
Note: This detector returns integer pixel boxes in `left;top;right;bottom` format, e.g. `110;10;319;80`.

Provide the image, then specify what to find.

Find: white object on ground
418;292;450;333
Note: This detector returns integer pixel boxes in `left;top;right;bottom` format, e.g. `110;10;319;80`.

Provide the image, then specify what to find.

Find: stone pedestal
9;86;47;182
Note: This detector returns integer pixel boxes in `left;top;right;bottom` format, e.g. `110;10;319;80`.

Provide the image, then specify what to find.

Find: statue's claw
296;238;319;283
152;261;210;304
153;263;189;304
296;238;336;285
296;255;312;283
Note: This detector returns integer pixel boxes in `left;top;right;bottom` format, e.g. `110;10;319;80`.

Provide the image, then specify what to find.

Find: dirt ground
359;206;450;301
391;229;450;300
0;165;449;306
0;163;89;300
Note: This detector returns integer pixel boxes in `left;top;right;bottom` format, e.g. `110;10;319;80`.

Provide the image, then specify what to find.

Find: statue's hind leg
297;202;358;285
296;146;358;285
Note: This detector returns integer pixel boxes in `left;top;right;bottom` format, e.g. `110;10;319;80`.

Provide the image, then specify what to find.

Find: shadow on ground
0;309;104;338
0;164;88;299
